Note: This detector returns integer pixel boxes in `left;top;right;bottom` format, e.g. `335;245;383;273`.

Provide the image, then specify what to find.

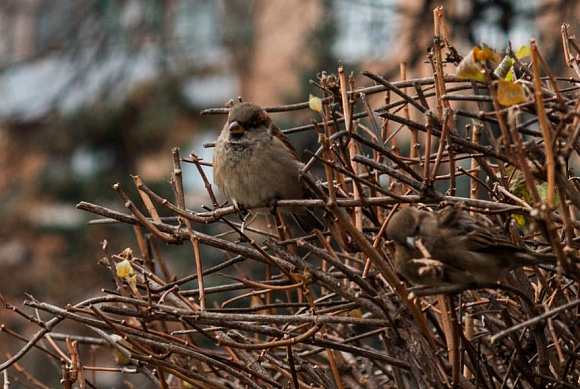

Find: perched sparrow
213;102;323;232
387;205;556;286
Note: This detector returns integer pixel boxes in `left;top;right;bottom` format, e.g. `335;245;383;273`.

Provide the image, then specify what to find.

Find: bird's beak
405;236;416;249
228;121;245;135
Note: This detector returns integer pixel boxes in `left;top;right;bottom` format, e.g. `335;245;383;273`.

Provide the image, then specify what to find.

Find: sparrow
213;102;323;232
387;205;556;286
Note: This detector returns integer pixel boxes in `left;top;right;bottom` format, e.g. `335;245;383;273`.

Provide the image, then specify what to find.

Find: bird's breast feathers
213;136;304;208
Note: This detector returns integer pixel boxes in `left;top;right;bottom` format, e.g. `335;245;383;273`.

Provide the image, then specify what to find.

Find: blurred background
0;0;578;386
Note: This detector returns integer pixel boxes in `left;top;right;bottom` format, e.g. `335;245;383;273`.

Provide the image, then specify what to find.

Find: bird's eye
413;225;420;235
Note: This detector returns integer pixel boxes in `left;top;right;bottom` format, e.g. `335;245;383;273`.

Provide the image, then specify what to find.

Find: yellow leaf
473;45;499;62
110;334;131;365
516;45;531;59
456;46;499;81
111;348;130;366
505;69;515;81
509;167;559;229
309;94;323;113
128;275;138;287
456;49;485;82
116;259;133;278
496;80;526;106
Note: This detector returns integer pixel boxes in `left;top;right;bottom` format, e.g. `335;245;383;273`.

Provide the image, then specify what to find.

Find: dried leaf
456;45;499;81
496;80;526;105
536;182;559;207
116;259;133;278
128;275;138;287
121;247;133;260
509;167;559;229
309;94;323;113
110;334;131;365
250;295;261;308
456;49;485;82
473;45;499;62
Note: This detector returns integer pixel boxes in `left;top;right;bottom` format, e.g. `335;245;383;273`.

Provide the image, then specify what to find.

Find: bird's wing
268;125;301;161
438;205;519;253
268;124;323;203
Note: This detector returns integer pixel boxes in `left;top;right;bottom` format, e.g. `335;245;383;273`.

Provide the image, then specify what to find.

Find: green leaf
494;56;515;79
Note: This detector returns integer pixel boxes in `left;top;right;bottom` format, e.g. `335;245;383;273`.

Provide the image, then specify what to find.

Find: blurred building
0;0;578;385
0;0;576;300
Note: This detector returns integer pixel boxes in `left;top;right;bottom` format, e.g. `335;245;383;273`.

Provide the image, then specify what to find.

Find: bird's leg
412;258;445;279
232;201;250;233
268;198;279;215
240;213;251;234
232;200;245;219
269;198;289;239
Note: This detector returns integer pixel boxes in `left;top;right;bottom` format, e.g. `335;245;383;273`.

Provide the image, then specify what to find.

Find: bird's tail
292;209;324;233
518;251;557;266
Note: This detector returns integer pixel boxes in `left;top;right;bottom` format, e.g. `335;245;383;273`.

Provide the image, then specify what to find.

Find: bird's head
387;207;424;249
224;102;272;140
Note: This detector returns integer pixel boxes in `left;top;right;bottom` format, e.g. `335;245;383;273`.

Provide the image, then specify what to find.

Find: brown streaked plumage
212;102;323;232
387;205;556;286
